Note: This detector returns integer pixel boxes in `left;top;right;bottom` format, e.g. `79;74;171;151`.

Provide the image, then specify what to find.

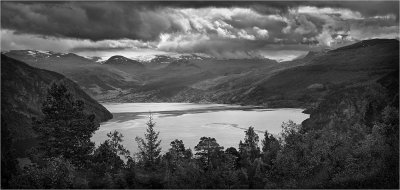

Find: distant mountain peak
4;49;85;58
5;49;54;57
141;53;213;64
178;53;212;60
104;55;142;65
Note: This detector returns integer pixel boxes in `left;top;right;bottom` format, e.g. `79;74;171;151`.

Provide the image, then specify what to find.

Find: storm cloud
1;1;399;60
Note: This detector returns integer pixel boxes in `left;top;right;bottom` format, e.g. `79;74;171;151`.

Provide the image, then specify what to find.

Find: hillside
3;50;143;99
4;39;399;108
210;39;399;107
107;58;280;102
101;39;398;107
1;54;113;155
293;69;399;188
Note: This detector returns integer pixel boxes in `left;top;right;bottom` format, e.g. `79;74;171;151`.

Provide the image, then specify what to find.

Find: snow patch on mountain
36;50;52;55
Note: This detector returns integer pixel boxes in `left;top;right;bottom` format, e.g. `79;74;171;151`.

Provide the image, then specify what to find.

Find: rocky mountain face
1;54;113;155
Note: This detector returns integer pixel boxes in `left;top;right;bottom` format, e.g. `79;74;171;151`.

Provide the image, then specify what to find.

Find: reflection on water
92;103;309;154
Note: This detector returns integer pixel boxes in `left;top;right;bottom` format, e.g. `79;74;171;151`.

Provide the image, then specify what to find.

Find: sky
1;1;399;61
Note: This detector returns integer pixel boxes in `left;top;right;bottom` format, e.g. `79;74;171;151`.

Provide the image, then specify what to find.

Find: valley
4;39;399;109
2;1;399;188
1;38;399;175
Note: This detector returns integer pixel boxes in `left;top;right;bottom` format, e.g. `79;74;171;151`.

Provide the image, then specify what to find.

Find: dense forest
2;71;398;189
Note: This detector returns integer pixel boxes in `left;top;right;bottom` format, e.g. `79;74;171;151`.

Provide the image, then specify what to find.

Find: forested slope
1;54;112;155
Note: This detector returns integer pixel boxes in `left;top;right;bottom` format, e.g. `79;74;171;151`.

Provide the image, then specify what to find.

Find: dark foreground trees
4;82;399;189
8;82;100;188
89;130;131;188
1;117;18;188
32;83;99;168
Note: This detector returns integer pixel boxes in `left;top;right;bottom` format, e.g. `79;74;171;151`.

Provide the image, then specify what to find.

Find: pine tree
33;82;99;168
166;139;193;174
135;114;162;170
194;137;224;170
169;139;185;158
238;127;262;188
225;147;240;169
92;130;130;174
169;139;192;160
239;127;260;162
262;130;271;153
261;130;280;165
105;130;131;159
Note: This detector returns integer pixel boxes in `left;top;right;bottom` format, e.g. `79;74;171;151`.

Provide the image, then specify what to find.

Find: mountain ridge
3;39;399;108
104;55;144;66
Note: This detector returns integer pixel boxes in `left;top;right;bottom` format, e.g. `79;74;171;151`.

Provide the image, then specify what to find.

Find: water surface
92;103;309;154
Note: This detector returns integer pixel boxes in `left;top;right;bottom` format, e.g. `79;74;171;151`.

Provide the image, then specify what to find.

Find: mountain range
3;39;399;109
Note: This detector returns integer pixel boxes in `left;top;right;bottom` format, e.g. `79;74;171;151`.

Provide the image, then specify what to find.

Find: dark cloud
157;32;317;59
1;1;398;60
70;46;130;52
306;1;399;20
2;1;398;42
1;2;181;41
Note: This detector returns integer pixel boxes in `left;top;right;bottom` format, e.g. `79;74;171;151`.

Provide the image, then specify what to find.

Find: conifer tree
194;137;224;170
135;114;162;169
168;139;192;160
261;130;280;165
92;130;130;173
239;127;260;162
33;82;99;168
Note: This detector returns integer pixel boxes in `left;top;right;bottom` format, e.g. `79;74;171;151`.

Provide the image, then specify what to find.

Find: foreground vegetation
2;81;398;189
